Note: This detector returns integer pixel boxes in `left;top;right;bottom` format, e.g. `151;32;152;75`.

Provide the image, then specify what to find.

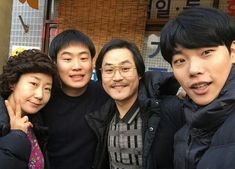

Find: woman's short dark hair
0;49;57;99
49;29;96;61
160;6;235;64
95;39;145;81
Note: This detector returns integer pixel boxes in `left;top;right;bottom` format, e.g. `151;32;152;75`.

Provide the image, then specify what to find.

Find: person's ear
10;84;16;91
230;41;235;63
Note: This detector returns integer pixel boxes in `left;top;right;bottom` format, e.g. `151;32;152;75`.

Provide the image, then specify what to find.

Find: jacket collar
184;64;235;130
0;96;10;136
86;81;160;130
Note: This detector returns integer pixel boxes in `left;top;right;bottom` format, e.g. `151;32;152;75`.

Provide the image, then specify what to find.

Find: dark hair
0;49;57;99
95;39;145;81
49;29;96;61
160;6;235;64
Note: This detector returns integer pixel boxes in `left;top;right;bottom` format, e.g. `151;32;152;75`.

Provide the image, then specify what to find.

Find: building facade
7;0;235;73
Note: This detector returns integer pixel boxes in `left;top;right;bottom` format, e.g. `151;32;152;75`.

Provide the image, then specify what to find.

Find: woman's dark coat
0;96;48;169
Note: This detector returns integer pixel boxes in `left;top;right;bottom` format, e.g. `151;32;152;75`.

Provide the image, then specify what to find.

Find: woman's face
8;72;52;115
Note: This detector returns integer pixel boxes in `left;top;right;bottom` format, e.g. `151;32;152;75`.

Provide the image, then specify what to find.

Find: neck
62;84;88;97
7;94;16;112
115;94;138;119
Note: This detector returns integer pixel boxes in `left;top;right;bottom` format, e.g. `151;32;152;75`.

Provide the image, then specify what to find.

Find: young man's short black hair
160;6;235;64
49;29;96;61
95;39;145;81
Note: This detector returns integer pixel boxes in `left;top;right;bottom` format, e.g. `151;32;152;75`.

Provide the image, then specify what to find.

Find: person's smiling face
101;48;140;106
56;43;93;96
8;73;52;115
172;44;235;106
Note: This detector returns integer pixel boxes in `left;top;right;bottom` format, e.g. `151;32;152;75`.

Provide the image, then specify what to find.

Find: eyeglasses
100;65;137;78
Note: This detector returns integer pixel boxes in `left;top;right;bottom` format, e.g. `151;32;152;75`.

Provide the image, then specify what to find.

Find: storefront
10;0;235;72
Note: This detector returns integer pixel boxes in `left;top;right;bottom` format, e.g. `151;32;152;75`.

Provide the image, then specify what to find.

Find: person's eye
104;68;114;74
202;49;214;57
172;58;185;66
81;57;89;62
44;87;52;93
62;58;71;62
30;82;38;87
121;67;131;72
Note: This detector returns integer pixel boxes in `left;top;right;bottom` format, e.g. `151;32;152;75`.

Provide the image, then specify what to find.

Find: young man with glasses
86;39;185;169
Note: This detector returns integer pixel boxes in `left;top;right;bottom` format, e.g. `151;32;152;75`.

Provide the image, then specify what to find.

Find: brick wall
58;0;148;58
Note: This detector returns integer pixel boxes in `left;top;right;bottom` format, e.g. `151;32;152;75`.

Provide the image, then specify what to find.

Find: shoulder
88;98;115;120
0;96;10;136
159;96;183;116
159;96;185;130
198;112;235;169
88;80;102;89
142;71;180;97
0;130;31;162
212;111;235;144
88;80;104;91
86;98;116;129
87;80;109;99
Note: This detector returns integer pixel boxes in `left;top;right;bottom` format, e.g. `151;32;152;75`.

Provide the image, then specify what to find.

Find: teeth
192;83;208;88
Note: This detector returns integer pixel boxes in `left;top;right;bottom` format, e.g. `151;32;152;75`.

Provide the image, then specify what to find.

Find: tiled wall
142;30;171;72
9;0;46;55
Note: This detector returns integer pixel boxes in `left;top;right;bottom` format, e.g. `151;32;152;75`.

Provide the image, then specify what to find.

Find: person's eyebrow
60;51;90;56
102;60;132;66
173;50;182;55
30;75;53;86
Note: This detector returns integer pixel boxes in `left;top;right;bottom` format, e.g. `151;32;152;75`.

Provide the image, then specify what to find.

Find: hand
176;87;186;99
5;100;33;133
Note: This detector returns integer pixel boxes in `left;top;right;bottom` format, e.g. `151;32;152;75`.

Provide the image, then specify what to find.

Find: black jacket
174;65;235;169
86;72;185;169
0;71;182;169
0;96;48;169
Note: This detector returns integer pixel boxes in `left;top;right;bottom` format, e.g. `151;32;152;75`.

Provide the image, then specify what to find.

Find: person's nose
72;59;81;70
112;68;123;81
189;57;204;77
34;87;43;100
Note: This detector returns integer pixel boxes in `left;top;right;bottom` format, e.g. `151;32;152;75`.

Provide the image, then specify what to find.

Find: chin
25;108;42;114
193;98;213;106
113;97;127;102
25;111;38;115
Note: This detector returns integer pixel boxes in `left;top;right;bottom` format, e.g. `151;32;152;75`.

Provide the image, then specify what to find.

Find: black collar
114;99;140;124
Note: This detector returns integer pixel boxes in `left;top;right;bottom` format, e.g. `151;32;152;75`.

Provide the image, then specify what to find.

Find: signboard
148;0;235;25
19;0;39;9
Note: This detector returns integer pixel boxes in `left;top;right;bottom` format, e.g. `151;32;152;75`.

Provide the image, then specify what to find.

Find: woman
0;49;57;169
